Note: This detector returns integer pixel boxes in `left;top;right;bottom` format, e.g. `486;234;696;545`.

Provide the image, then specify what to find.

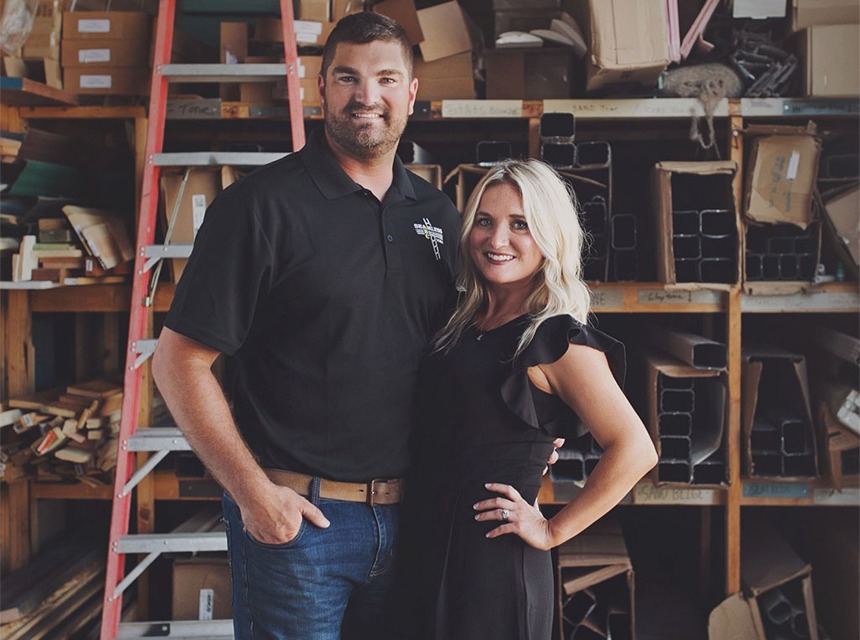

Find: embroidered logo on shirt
414;218;444;261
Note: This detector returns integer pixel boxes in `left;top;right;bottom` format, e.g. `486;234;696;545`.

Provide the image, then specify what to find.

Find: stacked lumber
0;528;107;639
1;377;122;485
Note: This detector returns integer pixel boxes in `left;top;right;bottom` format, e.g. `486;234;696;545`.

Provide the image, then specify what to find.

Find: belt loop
310;476;322;506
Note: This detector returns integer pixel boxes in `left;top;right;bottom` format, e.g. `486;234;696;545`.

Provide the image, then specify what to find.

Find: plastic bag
0;0;39;56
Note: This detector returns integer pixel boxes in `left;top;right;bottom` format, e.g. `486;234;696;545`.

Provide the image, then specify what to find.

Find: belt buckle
367;478;395;505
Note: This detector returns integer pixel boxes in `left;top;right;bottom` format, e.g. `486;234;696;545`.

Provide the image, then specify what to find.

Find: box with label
172;557;232;621
795;23;860;97
744;124;821;228
62;66;149;94
791;0;860;31
62;11;151;41
61;39;149;67
484;48;572;99
414;51;474;101
159;167;222;282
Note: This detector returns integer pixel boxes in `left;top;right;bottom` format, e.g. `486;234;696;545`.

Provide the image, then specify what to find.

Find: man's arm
152;327;329;543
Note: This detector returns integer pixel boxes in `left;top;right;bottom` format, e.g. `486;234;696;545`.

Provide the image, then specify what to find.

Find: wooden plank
18;106;146;120
29;482;112;500
30;284;177;312
0;77;78;107
725;112;744;597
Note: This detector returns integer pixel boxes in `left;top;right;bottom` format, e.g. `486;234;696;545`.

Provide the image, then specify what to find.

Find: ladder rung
153;152;289;166
128;427;190;452
117;531;227;554
116;619;234;638
144;244;194;259
162;63;287;82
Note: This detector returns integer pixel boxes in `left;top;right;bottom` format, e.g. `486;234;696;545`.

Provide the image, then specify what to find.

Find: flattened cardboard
651;161;739;285
414;51;474;100
220;22;247;101
416;1;471;63
160;167;222;282
374;0;424;46
791;0;860;31
709;593;760;640
744;124;821;228
741;348;818;480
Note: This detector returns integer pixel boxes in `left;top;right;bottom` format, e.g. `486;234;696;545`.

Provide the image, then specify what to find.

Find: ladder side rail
279;0;306;150
100;0;177;637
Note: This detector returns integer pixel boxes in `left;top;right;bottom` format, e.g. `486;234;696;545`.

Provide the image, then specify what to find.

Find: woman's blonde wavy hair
433;159;592;359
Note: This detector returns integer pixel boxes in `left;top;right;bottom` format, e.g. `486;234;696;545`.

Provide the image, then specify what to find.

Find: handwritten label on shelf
741;291;860;313
590;289;624;309
743;482;810;499
543;98;728;119
633;484;720;504
741;98;860;117
167;99;221;119
813;488;860;506
637;289;722;305
441;100;523;119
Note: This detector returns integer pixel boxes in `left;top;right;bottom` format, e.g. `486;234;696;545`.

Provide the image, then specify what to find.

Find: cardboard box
299;55;322;79
253;18;334;46
61;39;149;67
62;66;149;94
416;1;471;63
23;1;63;60
62;11;151;41
741;349;819;480
797;24;860;97
406;164;443;190
642;351;727;486
566;0;669;93
485;48;572;99
823;186;859;278
220;22;247;101
374;0;424;45
555;516;634;640
791;0;860;31
742;220;822;293
650;161;739;285
493;8;561;38
172;557;232;621
744;124;821;229
239;56;277;103
298;0;329;22
160;167;222;282
414;51;474;100
710;519;820;640
820;401;860;490
332;0;365;21
451;164;490;212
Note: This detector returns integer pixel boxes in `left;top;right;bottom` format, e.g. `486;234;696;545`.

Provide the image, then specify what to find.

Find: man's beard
323;100;407;160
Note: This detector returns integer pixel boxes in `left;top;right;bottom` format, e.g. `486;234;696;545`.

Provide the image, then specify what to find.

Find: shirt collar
300;128;416;202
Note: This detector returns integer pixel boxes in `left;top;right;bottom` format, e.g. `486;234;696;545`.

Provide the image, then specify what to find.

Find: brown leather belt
264;469;404;506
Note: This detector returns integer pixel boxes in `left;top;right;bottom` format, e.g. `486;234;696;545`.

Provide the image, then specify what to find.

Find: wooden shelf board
545;478;727;506
30;480;112;500
19;105;146;119
0;77;78;106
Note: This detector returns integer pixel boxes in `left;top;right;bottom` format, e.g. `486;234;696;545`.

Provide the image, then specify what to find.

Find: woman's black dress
411;314;625;640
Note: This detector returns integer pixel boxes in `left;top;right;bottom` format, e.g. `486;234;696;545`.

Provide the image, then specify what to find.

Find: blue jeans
222;482;408;640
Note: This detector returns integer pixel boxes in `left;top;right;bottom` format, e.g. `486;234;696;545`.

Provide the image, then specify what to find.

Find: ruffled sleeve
500;315;626;438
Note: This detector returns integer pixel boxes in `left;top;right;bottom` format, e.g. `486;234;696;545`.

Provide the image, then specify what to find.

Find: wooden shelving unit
3;98;858;608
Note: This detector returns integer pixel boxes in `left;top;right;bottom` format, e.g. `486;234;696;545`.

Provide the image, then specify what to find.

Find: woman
412;159;658;640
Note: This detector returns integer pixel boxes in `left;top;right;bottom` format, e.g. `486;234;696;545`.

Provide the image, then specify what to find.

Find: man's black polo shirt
165;129;460;481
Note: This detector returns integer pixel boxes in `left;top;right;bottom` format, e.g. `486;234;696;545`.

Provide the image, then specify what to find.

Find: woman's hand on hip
473;483;556;551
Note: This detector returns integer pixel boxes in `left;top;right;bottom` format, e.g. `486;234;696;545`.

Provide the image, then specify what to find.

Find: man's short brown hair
321;12;413;79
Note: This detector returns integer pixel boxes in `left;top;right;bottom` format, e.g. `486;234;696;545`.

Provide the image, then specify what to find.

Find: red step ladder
100;0;306;637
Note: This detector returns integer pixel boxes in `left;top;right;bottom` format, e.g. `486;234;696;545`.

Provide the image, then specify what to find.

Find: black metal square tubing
610;214;637;250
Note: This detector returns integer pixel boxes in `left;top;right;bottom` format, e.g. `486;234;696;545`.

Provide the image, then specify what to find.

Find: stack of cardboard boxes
61;10;152;95
1;0;64;90
791;0;860;97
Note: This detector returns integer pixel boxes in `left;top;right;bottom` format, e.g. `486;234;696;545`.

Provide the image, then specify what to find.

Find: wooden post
725;108;744;595
1;290;35;570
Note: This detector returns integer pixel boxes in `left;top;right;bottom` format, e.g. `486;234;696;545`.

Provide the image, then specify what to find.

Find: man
152;12;459;639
